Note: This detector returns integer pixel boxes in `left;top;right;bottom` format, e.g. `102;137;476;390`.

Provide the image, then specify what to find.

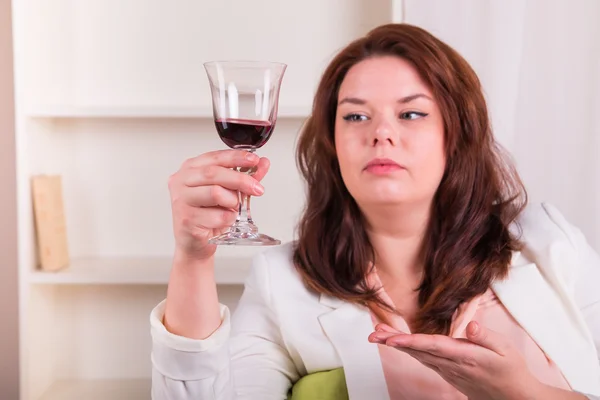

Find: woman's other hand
368;321;582;400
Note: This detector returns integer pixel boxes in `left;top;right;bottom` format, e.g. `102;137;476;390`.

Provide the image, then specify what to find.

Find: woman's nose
370;118;398;146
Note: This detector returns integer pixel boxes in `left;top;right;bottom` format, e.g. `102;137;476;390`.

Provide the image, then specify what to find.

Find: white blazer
150;203;600;400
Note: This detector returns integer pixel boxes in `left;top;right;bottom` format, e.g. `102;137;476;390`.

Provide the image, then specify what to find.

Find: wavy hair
293;23;527;335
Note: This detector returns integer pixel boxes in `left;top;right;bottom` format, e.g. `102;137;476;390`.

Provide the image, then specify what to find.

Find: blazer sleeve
150;252;300;400
542;203;600;398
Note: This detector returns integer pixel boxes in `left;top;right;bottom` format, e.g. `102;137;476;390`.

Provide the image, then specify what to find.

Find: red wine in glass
215;118;274;149
204;60;286;246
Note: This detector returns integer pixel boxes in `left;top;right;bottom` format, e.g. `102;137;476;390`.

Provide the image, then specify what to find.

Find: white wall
404;0;600;250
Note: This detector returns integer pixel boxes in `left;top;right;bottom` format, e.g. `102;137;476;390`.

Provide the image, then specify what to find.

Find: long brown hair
293;23;527;335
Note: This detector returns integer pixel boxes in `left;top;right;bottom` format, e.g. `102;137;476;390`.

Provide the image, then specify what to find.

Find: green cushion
287;368;349;400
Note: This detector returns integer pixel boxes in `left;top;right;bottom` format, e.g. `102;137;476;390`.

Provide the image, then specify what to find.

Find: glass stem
233;149;257;233
237;190;253;225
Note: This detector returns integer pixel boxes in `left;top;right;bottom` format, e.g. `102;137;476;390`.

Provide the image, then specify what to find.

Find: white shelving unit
38;379;150;400
12;1;399;399
28;256;251;285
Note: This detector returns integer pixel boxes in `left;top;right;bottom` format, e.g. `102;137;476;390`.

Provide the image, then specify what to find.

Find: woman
150;24;600;399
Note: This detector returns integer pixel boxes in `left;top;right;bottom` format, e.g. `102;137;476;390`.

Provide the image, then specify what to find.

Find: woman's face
334;56;446;210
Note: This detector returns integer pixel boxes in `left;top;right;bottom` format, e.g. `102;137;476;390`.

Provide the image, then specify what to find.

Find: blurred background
0;0;598;399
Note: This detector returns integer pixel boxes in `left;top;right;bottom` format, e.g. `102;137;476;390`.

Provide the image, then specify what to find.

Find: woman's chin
358;194;415;207
350;183;429;208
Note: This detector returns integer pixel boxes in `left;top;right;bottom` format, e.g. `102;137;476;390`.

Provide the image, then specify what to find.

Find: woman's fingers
182;165;265;196
184;149;261;169
181;185;239;209
185;206;238;231
252;157;271;182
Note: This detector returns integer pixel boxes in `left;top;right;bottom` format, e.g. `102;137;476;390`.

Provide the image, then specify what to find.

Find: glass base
209;219;281;246
208;231;281;246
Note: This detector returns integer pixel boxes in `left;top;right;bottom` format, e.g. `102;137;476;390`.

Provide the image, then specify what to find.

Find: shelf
28;256;251;285
26;105;311;119
38;379;150;400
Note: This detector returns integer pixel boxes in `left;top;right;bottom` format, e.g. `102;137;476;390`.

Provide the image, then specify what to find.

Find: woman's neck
363;202;432;293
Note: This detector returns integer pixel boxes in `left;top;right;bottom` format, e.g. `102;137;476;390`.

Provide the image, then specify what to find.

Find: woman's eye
342;113;369;122
400;111;428;120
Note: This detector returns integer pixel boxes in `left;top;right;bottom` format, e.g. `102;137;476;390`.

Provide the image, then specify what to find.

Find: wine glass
203;60;287;246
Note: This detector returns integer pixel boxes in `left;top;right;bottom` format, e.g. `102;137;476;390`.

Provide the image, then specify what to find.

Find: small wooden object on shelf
31;175;70;271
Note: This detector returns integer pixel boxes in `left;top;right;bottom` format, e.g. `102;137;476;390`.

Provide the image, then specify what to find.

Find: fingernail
246;152;259;162
470;322;479;336
254;182;264;195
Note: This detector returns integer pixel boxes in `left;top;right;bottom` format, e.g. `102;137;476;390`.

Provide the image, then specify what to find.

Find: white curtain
399;0;600;250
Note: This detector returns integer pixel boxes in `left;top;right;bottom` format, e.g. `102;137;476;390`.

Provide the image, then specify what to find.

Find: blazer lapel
492;251;600;395
318;295;390;400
